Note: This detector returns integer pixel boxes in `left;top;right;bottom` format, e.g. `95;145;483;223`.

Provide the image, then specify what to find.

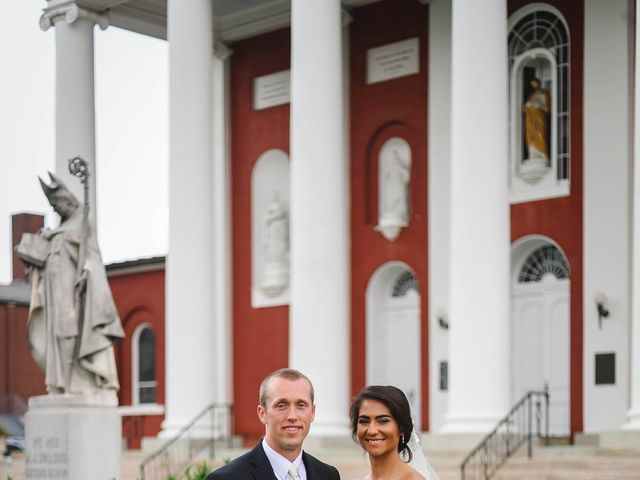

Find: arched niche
376;137;412;241
508;5;570;202
251;148;290;308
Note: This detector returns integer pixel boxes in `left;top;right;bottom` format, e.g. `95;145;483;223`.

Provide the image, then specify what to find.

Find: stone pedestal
25;395;121;480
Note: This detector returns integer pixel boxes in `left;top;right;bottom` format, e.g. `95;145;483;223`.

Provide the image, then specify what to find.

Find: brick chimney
12;213;44;282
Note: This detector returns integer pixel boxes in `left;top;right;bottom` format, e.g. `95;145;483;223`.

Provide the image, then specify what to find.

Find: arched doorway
511;237;570;436
366;262;421;427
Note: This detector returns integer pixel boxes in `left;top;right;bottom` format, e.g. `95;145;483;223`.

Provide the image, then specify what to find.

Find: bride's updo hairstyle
349;385;414;462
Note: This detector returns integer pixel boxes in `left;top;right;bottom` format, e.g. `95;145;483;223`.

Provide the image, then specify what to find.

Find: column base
622;407;640;430
25;394;121;480
439;413;504;434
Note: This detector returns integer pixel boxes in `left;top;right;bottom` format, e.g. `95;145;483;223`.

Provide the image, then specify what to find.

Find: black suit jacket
206;441;340;480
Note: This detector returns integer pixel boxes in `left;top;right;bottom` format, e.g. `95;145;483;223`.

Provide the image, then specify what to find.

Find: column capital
214;41;233;61
40;1;109;32
341;8;353;26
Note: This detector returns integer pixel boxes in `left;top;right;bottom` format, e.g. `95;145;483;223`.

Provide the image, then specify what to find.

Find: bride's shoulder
401;468;426;480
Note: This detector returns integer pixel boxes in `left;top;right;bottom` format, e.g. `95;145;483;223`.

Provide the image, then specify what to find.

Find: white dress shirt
262;438;308;480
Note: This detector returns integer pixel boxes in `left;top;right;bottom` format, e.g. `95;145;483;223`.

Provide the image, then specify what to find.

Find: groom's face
258;377;316;461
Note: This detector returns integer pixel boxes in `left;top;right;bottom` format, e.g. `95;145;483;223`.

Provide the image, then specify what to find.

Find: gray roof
0;280;31;306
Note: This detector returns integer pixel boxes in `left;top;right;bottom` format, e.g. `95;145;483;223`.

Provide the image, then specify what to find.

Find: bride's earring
400;434;405;445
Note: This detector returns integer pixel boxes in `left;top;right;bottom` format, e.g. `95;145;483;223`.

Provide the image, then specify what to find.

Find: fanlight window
518;245;569;283
391;270;418;297
508;8;570;188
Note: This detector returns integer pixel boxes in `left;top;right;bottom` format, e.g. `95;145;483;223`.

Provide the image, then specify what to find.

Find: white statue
377;140;411;241
382;149;410;220
261;192;289;296
16;160;123;405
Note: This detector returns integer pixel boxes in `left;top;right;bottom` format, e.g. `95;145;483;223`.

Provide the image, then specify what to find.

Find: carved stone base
25;395;121;480
376;213;408;241
261;261;289;297
519;157;550;184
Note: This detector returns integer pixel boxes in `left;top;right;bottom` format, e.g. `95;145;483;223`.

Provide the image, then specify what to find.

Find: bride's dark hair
349;385;414;462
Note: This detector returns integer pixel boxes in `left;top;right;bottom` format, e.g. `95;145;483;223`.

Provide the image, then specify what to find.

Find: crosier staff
67;156;90;392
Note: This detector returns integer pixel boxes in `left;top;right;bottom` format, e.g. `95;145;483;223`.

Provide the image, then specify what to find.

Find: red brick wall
109;267;166;446
0;303;46;399
508;0;584;437
349;0;430;429
12;213;44;281
230;28;291;441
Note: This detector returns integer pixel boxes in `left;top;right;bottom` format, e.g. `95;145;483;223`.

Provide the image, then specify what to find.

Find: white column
624;0;640;431
211;42;233;417
163;0;216;437
40;1;108;210
290;0;350;435
441;0;511;433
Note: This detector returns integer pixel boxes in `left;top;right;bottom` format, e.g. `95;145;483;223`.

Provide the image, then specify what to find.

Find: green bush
165;461;212;480
183;462;211;480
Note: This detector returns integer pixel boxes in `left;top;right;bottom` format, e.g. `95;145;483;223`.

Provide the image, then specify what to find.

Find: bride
349;385;440;480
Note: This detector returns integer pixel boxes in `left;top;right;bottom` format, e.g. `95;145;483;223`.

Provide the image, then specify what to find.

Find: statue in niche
383;149;410;220
261;192;289;296
16;158;124;405
377;144;411;241
523;77;551;164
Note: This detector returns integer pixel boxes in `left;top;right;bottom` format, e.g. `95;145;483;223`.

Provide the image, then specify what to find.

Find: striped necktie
288;464;301;480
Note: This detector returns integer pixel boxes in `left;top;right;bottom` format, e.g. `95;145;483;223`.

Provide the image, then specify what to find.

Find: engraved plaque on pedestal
367;37;420;85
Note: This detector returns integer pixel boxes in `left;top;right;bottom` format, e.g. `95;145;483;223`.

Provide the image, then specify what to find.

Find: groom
206;368;341;479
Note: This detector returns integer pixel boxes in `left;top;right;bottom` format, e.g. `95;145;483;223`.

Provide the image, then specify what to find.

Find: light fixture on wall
436;309;449;330
594;291;609;330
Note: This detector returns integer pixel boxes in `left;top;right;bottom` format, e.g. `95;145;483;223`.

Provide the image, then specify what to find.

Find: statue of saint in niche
382;149;410;223
523;77;551;163
16;159;124;405
264;192;288;263
261;192;289;296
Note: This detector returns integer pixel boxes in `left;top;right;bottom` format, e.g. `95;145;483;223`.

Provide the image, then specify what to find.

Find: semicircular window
391;270;418;297
518;245;569;283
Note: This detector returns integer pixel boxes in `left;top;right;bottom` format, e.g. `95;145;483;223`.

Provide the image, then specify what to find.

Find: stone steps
2;443;639;479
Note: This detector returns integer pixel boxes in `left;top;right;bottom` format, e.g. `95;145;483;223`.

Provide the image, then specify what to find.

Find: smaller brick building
0;213;166;449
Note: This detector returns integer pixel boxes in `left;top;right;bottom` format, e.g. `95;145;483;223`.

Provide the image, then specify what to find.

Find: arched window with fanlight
508;5;570;201
132;324;157;405
518;244;569;283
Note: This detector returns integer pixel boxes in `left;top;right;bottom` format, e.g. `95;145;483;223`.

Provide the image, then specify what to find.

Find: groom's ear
257;404;267;425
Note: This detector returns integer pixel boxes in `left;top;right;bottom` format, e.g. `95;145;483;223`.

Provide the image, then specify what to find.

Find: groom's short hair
259;368;315;407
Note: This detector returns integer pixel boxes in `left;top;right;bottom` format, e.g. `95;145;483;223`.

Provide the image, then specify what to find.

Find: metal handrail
139;403;233;480
460;386;549;480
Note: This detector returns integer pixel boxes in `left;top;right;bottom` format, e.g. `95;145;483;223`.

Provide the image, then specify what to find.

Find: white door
512;277;569;436
368;283;421;428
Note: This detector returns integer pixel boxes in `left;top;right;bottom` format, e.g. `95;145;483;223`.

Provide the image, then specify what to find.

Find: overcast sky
0;2;168;284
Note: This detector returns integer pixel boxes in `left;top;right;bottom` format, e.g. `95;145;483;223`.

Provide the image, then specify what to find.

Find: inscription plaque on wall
595;352;616;385
26;435;68;479
253;70;290;111
367;37;419;85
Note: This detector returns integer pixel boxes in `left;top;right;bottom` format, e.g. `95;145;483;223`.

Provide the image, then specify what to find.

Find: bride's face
356;399;401;458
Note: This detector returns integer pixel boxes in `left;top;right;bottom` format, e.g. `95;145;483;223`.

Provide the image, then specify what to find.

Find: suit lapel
249;442;278;480
302;451;317;480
